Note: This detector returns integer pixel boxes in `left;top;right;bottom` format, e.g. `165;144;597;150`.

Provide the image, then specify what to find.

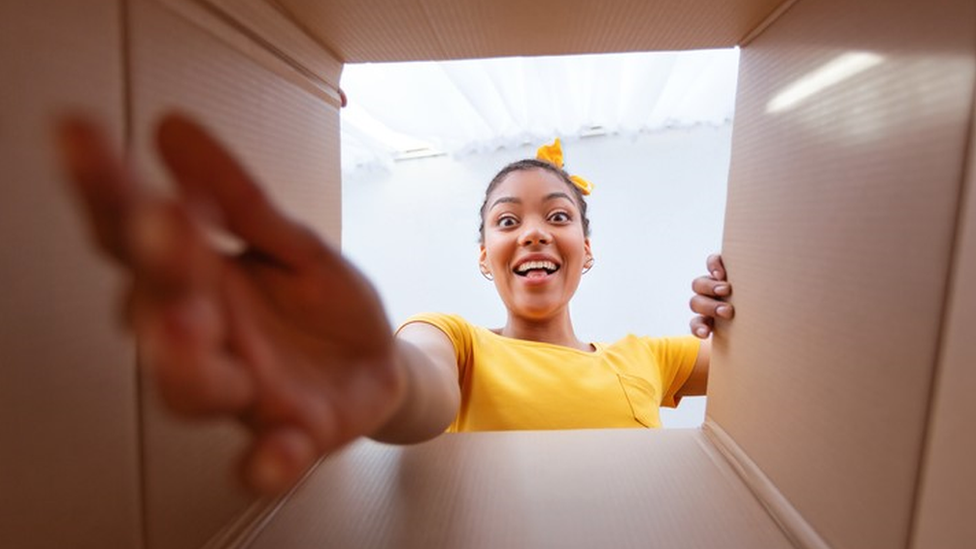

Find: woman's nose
518;222;551;246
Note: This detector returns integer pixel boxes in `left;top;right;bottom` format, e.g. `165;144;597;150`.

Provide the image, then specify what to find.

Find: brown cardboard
0;2;143;548
709;0;976;548
246;430;794;548
911;91;976;549
272;0;787;62
163;0;343;106
127;0;344;547
5;0;975;547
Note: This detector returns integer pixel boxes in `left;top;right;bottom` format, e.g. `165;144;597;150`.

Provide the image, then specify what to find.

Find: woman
57;113;733;494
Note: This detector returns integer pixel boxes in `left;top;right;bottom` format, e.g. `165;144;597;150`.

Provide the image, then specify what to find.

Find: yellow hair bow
536;138;594;196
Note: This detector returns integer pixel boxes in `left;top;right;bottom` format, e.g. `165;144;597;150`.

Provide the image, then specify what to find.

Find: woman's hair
478;159;591;243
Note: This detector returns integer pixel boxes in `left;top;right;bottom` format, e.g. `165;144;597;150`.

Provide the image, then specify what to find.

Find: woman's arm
676;339;711;398
369;324;461;444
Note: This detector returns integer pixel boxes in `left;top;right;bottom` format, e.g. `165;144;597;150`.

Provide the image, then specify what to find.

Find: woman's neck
499;310;593;352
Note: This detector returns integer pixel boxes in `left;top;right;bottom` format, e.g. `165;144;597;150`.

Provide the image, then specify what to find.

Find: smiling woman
343;125;735;427
479;167;593;341
385;140;726;433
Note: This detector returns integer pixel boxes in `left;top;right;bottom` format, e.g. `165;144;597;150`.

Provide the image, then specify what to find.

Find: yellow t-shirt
398;313;700;432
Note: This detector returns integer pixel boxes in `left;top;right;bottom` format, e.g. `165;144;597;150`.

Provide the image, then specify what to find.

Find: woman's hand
57;113;406;495
690;254;734;339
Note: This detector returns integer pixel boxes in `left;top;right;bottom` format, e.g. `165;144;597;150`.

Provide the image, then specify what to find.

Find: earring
480;266;494;281
582;257;594;275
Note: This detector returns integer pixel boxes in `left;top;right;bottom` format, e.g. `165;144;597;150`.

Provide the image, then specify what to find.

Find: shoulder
605;334;701;361
397;313;482;367
396;313;483;352
638;334;701;352
397;312;475;334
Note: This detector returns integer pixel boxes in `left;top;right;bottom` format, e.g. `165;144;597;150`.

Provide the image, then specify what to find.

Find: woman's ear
478;245;494;280
478;245;489;275
582;238;595;273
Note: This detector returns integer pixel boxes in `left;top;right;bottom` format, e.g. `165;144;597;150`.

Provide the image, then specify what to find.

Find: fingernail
717;305;731;318
715;284;729;296
711;270;721;279
696;327;709;337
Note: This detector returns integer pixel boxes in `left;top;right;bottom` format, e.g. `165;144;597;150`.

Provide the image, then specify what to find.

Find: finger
691;276;731;298
154;113;320;269
690;316;713;339
690;295;735;320
56;116;141;263
706;254;727;281
241;426;318;494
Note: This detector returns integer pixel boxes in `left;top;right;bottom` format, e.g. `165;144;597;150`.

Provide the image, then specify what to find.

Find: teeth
515;260;558;273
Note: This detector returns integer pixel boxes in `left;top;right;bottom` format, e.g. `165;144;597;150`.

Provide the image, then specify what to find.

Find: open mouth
513;260;560;278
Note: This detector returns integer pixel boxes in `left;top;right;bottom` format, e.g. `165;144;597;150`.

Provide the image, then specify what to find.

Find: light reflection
766;52;884;113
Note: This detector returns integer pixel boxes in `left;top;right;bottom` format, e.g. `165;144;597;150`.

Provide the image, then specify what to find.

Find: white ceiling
339;48;740;173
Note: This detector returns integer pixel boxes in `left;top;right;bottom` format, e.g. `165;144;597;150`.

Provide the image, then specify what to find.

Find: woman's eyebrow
489;192;573;211
489;196;520;210
545;192;573;203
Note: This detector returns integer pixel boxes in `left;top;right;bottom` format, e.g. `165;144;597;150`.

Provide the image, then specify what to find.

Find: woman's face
479;168;592;322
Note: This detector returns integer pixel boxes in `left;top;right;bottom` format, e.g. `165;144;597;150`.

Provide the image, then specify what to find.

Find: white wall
342;125;732;427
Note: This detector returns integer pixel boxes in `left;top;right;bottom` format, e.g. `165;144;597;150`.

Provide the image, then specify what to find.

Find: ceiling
339;48;740;172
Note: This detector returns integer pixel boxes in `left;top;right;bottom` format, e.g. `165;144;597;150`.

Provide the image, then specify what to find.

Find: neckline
481;326;602;354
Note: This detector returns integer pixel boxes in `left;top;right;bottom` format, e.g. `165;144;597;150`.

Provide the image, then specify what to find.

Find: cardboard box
1;0;972;548
0;3;141;548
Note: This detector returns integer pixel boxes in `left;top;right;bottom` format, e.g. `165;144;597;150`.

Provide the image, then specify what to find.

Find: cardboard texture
273;0;788;62
4;0;974;547
911;90;976;549
246;430;794;549
165;0;343;106
0;2;143;548
710;0;976;547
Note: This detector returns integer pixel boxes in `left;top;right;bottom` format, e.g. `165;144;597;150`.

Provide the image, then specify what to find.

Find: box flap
0;1;142;548
273;0;789;62
243;429;793;548
709;0;976;547
160;0;343;106
911;87;976;549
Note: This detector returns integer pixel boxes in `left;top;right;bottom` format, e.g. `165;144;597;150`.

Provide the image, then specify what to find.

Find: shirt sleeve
648;335;701;408
396;313;474;380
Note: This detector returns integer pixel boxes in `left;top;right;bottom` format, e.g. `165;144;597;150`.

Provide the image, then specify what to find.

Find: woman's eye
549;212;571;223
498;216;518;228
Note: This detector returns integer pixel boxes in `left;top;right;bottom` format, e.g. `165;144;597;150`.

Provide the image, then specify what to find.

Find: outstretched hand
690;254;734;338
57;114;405;495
